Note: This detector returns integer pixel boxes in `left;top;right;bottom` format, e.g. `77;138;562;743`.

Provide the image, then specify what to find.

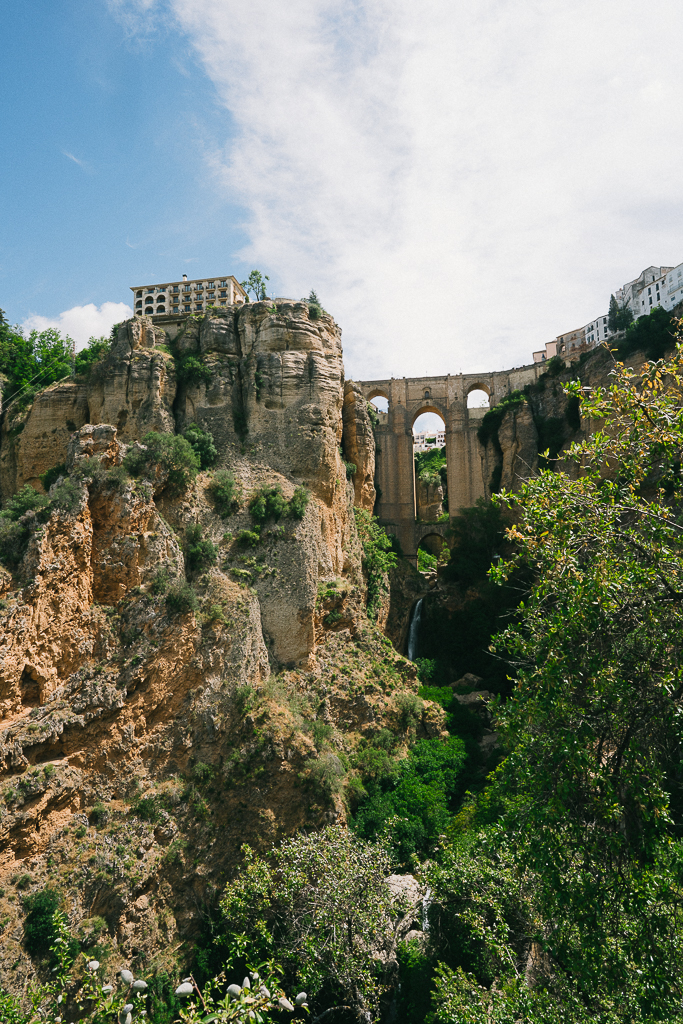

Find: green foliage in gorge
209;469;240;516
351;736;468;862
182;422;218;469
219;826;393;1019
124;431;200;494
0;484;50;569
440;329;683;1021
353;506;397;619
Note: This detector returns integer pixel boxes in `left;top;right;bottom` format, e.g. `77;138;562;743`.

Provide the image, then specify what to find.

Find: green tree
219;826;394;1019
607;292;620;333
0;315;73;406
182;423;218;469
240;270;270;301
464;331;683;1020
74;335;111;377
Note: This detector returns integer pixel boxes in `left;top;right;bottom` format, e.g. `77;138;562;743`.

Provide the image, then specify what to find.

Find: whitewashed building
414;430;446;452
130;274;247;318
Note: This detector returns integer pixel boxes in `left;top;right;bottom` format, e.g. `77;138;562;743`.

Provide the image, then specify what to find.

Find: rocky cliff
0;305;443;992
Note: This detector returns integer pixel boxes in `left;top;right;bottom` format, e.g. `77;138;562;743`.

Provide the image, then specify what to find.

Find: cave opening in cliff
413;410;447;521
20;667;41;708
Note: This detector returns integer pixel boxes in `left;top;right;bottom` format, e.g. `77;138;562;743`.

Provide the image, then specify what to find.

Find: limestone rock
66;423;124;471
87;317;176;441
342;382;376;511
416;476;443;520
497;402;539;492
0;380;88;501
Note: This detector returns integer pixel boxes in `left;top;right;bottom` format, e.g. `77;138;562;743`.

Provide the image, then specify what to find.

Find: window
197;285;203;291
207;281;214;286
136;300;142;309
207;291;214;297
220;300;227;306
157;306;165;313
649;297;653;305
195;303;203;310
145;306;153;314
648;287;652;295
173;304;179;311
136;290;142;297
220;280;227;286
220;290;227;297
184;304;191;311
173;286;179;293
184;285;191;292
145;295;154;302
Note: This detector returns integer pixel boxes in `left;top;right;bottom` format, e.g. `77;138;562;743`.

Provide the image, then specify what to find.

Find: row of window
135;300;231;314
134;280;230;298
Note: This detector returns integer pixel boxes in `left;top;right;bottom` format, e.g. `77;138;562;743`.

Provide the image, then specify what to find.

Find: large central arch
354;365;543;564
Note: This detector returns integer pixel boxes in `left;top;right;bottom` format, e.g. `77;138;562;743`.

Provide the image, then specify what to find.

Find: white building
616;265;673;320
634;262;683;315
413;430;446;452
533;260;683;364
130;274;247;318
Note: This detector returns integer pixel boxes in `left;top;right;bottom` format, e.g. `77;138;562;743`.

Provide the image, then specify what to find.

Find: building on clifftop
130;274;247;319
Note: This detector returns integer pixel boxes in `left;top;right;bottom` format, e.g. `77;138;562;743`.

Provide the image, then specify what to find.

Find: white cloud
114;0;683;379
23;302;133;351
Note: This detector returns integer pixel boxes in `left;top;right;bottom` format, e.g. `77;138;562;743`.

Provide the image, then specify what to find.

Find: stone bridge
353;364;543;563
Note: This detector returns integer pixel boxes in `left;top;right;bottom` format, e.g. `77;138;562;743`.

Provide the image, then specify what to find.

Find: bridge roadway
353;364;543;564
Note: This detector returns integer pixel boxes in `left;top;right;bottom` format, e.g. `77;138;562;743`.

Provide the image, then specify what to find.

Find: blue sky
4;0;683;394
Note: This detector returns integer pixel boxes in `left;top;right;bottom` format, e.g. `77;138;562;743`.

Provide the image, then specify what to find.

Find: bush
176;355;212;386
165;583;198;616
236;528;261;548
182;423;217;469
23;887;61;957
38;462;66;492
249;484;289;524
124;431;200;494
288;485;310;520
49;478;82;513
89;802;109;827
0;485;50;569
150;566;172;596
185;524;217;573
209;469;240;516
307;751;346;798
131;796;162;823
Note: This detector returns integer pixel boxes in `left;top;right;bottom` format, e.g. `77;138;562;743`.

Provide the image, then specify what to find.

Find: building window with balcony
184;304;191;311
220;290;227;297
173;305;179;312
173;286;179;293
195;303;203;310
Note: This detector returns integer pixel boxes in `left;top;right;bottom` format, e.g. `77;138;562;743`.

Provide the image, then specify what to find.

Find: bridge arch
410;402;448;427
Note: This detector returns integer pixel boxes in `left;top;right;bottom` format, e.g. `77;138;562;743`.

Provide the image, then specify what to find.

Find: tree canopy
0;310;73;406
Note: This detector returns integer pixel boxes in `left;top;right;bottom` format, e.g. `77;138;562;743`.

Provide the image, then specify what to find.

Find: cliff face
0;307;446;991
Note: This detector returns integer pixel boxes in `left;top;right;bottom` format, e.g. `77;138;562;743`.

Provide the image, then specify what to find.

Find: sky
3;0;683;396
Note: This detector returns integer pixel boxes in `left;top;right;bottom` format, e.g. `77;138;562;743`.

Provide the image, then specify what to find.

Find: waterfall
407;598;423;662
